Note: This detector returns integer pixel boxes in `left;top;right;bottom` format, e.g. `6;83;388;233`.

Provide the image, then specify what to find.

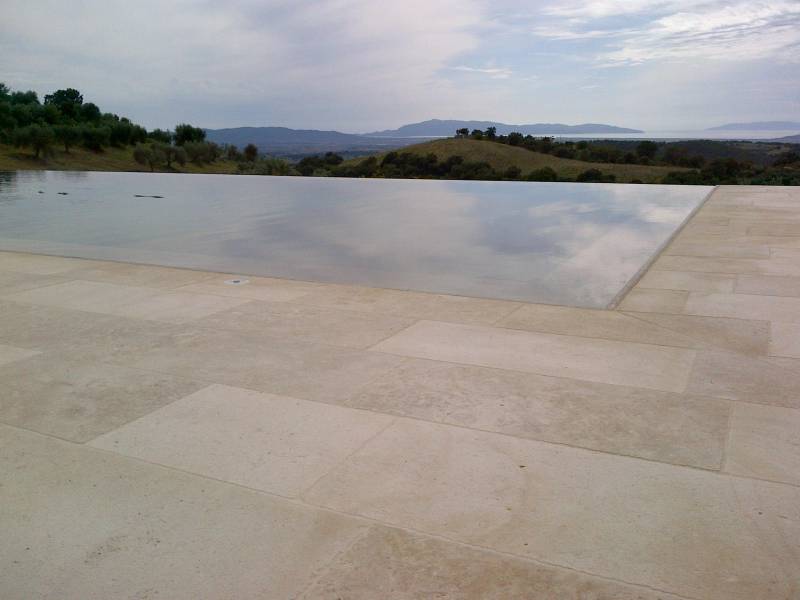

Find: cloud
452;65;514;79
534;0;800;65
0;0;486;130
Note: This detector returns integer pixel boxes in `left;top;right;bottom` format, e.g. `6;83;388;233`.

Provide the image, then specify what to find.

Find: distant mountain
707;121;800;131
770;134;800;143
365;119;643;137
205;126;429;156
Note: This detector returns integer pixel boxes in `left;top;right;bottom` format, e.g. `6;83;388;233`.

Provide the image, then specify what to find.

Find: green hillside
0;143;240;174
348;138;688;183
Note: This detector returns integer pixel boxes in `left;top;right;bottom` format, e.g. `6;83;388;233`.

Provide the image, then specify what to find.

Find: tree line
0;83;267;171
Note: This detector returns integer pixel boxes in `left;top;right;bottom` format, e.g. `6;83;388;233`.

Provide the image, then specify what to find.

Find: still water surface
0;171;711;307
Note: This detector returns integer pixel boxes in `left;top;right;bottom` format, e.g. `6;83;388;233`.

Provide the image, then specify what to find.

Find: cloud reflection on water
0;172;710;307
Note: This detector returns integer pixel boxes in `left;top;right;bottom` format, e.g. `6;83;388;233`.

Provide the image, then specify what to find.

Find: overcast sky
2;0;798;132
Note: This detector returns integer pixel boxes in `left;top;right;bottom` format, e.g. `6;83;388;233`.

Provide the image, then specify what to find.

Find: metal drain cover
224;278;250;285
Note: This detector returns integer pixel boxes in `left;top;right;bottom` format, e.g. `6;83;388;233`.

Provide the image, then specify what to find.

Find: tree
507;132;524;146
133;143;165;172
14;124;55;158
526;167;558;182
44;88;83;118
636;141;658;160
485;126;497;140
0;83;9;100
148;129;173;144
225;144;241;161
470;129;484;140
82;126;110;151
503;166;522;179
455;127;469;138
243;143;258;162
54;124;81;153
79;102;101;122
173;123;206;146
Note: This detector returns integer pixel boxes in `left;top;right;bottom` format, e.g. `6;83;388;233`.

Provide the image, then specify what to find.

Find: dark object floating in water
57;192;68;195
37;191;44;194
134;194;164;198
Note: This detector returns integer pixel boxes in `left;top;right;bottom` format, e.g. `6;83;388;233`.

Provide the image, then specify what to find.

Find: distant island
707;121;800;131
771;134;800;143
204;126;424;157
204;120;643;155
366;119;643;137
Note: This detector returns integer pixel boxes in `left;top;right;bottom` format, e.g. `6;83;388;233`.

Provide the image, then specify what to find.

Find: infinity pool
0;171;711;307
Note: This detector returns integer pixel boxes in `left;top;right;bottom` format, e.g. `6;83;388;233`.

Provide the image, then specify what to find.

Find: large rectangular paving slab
0;251;89;275
0;425;369;600
0;354;206;442
736;274;800;297
725;402;800;486
636;270;736;293
686;350;800;407
300;525;685;600
195;300;416;349
770;322;800;358
496;303;701;348
176;273;322;302
372;320;697;393
297;284;521;325
0;343;40;367
345;358;729;469
685;292;800;324
110;326;405;403
304;418;800;600
90;384;394;497
63;261;218;289
1;280;162;312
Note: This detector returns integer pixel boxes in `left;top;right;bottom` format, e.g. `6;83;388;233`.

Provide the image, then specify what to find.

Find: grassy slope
350;138;688;183
0;144;240;174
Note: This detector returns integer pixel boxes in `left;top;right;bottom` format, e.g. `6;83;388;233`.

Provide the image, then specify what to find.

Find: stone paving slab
2;185;800;598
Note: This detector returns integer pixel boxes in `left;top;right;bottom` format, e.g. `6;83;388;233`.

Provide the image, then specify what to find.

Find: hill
771;134;800;143
366;119;642;137
347;138;685;183
205;126;428;156
0;143;240;174
707;121;800;131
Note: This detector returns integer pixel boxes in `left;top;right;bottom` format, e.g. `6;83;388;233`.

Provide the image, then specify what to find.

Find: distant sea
552;130;799;141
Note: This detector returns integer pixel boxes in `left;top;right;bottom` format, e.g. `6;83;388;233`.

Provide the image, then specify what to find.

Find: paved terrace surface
1;184;799;600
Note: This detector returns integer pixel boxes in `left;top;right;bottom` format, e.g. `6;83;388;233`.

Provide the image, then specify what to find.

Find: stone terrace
1;185;799;599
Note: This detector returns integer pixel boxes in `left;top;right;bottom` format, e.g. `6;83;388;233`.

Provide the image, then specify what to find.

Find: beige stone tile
736;274;800;297
0;301;183;361
1;280;161;313
301;525;684;600
725;403;800;486
653;255;768;275
175;274;320;302
665;243;770;258
0;344;40;367
304;419;800;600
685;292;800;324
64;261;217;289
637;270;736;293
748;223;800;236
91;384;394;496
195;300;415;349
0;355;205;442
496;303;699;348
769;322;800;358
298;284;520;325
0;270;69;295
686;350;800;407
0;251;88;275
346;358;729;469
0;425;368;600
105;290;251;324
622;312;770;355
617;288;688;313
114;326;404;403
372;321;696;393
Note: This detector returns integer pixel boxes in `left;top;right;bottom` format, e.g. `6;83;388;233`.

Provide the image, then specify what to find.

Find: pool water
0;171;711;307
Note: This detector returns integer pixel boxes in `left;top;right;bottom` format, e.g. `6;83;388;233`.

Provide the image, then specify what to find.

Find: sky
1;0;799;132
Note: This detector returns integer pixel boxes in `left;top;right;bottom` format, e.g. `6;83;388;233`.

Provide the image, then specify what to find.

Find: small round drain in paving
224;278;250;285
